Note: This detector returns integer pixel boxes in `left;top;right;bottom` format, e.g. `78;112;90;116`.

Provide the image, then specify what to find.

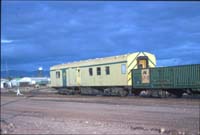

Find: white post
16;81;23;96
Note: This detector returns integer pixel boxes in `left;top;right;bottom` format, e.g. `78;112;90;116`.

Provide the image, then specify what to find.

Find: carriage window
121;64;126;74
138;64;143;69
105;66;110;75
137;56;149;69
97;67;101;75
89;68;93;76
56;71;60;78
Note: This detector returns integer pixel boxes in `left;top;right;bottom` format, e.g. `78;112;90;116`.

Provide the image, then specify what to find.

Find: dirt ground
1;88;200;134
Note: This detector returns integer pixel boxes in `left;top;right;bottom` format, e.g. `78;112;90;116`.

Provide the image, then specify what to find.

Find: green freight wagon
132;64;200;97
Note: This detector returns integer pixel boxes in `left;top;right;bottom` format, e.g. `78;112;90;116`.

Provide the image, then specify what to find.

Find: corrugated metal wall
133;64;200;90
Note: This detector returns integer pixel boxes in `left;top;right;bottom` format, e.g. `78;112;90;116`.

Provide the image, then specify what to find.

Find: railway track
1;87;200;100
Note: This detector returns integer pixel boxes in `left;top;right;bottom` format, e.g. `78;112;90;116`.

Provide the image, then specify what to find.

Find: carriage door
76;68;81;86
137;56;149;69
62;69;67;87
141;69;150;84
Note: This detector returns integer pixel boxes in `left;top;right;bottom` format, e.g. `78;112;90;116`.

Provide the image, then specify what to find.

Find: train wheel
103;88;111;96
119;90;128;97
157;90;167;98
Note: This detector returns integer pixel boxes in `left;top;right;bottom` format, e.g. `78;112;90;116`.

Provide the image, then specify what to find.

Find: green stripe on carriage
50;60;127;71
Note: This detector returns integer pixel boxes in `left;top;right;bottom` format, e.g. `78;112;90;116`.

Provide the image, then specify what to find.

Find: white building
1;79;12;89
16;77;50;86
1;77;50;88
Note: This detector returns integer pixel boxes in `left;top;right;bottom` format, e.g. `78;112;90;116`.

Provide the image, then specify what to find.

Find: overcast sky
1;1;200;71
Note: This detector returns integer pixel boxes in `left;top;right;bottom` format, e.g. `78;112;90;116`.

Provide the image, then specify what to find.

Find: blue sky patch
1;1;200;71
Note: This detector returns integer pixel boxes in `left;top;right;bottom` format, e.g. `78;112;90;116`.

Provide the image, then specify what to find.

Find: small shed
1;79;12;89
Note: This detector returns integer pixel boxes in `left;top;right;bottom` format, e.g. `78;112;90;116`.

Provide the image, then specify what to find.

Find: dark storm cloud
1;1;200;71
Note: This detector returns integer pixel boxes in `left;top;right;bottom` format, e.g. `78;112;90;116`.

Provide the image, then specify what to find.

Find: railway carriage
50;52;156;96
132;64;200;97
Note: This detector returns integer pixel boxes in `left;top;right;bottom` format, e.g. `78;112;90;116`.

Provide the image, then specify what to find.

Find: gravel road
1;88;200;134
